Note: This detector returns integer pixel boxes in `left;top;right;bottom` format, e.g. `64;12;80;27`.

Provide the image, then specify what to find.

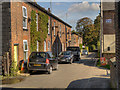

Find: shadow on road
67;77;111;89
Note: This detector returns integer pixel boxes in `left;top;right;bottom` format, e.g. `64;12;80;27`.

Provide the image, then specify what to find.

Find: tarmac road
1;52;110;89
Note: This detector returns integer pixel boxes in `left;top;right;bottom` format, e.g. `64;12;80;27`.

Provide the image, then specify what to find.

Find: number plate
34;64;41;66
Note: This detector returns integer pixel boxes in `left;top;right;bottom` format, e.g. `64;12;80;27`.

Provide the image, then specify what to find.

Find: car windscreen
67;47;80;51
83;50;87;52
47;52;53;58
59;51;71;55
30;52;46;59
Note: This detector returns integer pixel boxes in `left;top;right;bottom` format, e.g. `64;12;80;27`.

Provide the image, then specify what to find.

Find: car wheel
28;70;32;74
55;64;58;70
48;66;52;74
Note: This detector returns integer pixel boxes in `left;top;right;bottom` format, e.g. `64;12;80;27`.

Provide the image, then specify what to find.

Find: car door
48;53;58;69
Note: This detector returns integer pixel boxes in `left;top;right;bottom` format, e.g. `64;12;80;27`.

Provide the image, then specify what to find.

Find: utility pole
66;13;68;22
100;0;103;58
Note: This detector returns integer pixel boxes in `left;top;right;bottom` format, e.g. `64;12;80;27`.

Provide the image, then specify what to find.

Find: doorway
14;44;19;69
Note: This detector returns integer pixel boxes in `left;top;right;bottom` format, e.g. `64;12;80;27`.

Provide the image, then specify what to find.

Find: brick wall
115;1;120;88
2;2;11;56
0;2;2;75
51;18;67;56
71;34;81;47
103;11;115;34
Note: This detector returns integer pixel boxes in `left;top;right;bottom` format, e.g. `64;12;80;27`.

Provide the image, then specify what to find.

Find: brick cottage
0;1;72;74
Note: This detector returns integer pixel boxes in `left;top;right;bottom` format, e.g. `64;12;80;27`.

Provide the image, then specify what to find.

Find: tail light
46;59;50;64
28;57;29;63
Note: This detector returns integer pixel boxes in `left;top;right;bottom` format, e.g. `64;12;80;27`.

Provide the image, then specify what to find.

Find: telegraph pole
100;0;103;58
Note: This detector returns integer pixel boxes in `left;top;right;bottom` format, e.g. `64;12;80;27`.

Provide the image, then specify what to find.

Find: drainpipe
100;0;103;58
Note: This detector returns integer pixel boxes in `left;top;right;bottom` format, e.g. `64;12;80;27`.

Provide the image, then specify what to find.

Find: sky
37;1;100;30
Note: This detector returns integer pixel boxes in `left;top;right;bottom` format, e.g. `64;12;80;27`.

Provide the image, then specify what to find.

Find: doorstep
19;73;30;77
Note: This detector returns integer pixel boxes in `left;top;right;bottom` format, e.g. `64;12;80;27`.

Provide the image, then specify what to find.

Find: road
1;52;110;89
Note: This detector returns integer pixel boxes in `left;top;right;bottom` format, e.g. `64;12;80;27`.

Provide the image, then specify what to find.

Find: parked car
57;51;73;64
66;46;81;61
28;52;58;74
82;50;88;55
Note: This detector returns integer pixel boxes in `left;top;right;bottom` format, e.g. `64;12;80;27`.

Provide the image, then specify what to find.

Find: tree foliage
30;10;48;52
75;15;100;49
76;17;93;33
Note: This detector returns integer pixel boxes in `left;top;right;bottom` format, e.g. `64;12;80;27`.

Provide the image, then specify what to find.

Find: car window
59;51;71;55
30;52;46;59
67;47;80;52
47;53;51;58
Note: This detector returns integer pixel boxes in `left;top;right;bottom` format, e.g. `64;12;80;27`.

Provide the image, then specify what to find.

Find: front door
14;45;18;69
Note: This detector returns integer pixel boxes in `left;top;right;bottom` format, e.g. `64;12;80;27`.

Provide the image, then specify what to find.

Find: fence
2;52;10;76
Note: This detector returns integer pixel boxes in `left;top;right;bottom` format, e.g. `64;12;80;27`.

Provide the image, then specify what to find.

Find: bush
79;44;82;49
10;61;19;76
97;41;100;57
92;45;96;50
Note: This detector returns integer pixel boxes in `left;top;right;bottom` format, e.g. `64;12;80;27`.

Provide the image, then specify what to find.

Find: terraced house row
0;1;72;75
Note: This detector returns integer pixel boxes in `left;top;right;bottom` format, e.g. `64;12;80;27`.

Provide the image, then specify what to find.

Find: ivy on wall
30;10;48;52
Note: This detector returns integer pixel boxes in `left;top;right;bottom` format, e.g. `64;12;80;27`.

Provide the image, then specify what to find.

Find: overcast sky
38;1;100;30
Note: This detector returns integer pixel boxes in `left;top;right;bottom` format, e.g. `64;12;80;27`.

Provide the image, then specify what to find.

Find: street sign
100;57;106;66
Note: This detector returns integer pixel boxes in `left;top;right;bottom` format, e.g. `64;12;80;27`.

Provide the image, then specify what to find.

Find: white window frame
37;41;39;52
23;40;28;52
48;19;50;34
48;41;50;51
44;41;46;52
54;22;56;36
22;6;27;29
36;14;38;31
23;40;28;61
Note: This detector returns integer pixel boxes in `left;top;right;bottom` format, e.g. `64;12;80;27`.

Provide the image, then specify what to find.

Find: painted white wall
103;34;115;53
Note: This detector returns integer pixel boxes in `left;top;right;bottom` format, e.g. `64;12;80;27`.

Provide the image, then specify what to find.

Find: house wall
0;2;2;75
51;18;68;56
2;2;11;56
103;11;115;34
71;34;81;47
115;1;120;88
102;2;116;60
10;2;51;63
103;35;115;53
10;2;71;61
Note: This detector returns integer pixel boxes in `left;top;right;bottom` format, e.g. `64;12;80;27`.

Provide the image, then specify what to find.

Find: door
14;45;18;69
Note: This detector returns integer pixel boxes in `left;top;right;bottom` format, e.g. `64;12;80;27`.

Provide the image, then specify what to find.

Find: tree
76;17;93;34
75;15;100;48
94;15;100;42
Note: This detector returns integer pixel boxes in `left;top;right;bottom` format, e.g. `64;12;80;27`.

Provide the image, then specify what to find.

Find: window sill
23;28;28;31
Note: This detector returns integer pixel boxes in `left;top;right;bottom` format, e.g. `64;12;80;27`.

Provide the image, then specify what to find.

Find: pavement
1;52;111;89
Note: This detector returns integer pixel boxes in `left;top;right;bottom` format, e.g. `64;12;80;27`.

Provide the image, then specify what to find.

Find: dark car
66;46;81;61
57;51;73;64
28;52;58;74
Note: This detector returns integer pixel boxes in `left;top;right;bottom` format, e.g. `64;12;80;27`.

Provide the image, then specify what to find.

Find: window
106;19;112;23
36;14;38;31
48;41;50;51
44;41;46;52
54;22;56;36
23;40;28;51
22;6;27;29
62;43;64;51
23;40;28;61
37;41;39;52
48;19;50;34
60;25;61;37
108;47;110;51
